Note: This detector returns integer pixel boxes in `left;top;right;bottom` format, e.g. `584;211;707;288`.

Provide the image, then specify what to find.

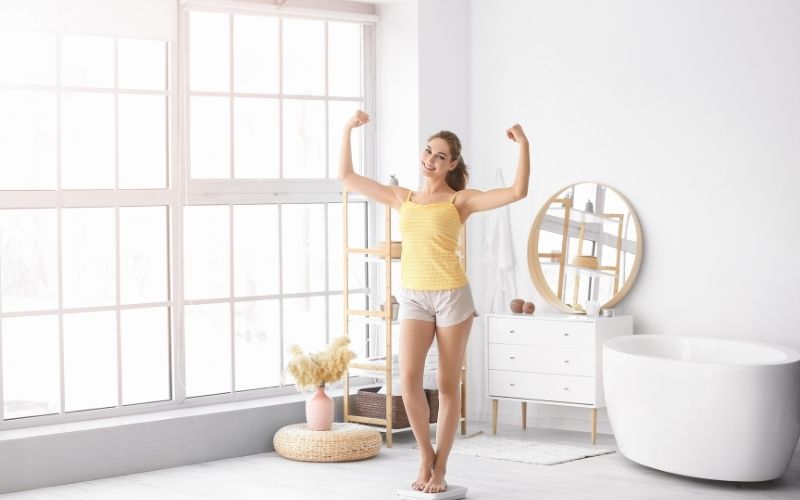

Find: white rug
450;434;614;465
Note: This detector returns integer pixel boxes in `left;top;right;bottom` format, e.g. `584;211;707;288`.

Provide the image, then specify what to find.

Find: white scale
396;485;467;500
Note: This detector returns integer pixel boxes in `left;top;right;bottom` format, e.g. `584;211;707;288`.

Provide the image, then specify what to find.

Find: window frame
0;1;376;431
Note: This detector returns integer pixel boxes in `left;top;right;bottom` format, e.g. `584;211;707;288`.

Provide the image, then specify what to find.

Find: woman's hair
429;130;469;191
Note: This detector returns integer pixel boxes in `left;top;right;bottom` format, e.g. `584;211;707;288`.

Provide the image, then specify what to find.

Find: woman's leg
423;315;472;494
399;319;436;490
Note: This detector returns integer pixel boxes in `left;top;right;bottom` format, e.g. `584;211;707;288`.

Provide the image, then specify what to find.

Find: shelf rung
347;309;387;318
347;247;388;256
346;414;389;426
350;362;391;371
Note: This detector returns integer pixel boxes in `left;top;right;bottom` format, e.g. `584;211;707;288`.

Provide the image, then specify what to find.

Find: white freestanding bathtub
603;334;800;482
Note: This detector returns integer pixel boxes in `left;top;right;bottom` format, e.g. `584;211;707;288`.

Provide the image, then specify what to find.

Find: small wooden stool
273;423;382;462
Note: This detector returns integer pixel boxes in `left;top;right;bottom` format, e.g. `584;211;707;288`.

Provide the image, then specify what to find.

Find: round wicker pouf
273;423;382;463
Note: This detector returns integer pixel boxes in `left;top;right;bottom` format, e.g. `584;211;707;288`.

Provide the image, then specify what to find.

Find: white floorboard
2;422;798;499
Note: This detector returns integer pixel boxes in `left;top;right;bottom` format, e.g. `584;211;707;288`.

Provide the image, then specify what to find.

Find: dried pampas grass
286;335;357;391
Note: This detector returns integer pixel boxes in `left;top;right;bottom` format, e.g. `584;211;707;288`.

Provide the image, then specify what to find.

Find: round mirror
527;182;643;314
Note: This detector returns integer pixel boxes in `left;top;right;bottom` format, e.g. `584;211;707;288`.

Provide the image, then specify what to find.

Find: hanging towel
482;169;518;313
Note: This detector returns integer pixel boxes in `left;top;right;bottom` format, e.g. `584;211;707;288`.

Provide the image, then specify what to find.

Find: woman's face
420;137;456;179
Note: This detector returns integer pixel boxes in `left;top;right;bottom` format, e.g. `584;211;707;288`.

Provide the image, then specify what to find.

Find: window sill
0;380;373;442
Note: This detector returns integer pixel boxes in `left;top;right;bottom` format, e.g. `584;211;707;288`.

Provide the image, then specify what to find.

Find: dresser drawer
488;344;594;376
487;316;594;349
488;370;595;405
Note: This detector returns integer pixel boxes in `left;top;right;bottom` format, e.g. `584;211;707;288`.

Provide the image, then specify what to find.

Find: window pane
0;31;56;86
281;204;325;294
0;209;58;312
233;205;278;297
282;18;324;95
328;22;361;97
234;300;280;391
283;296;326;357
185;303;231;397
328;100;362;178
184;205;230;300
120;206;168;304
2;315;60;419
62;208;115;308
189;11;229;92
118;38;167;91
0;90;57;190
233;97;279;179
119;94;167;189
64;311;118;412
190;11;229;92
327;202;367;291
121;307;170;405
61;92;115;189
233;15;278;94
60;35;114;88
190;96;230;179
282;99;325;178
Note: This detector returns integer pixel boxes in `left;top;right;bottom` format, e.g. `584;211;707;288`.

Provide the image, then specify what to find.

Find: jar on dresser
485;313;633;443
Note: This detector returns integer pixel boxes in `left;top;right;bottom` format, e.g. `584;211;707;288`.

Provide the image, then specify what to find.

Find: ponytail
428;130;469;191
445;157;469;191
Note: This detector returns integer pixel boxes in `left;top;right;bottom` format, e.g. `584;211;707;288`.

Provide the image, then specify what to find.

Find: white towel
482;169;518;313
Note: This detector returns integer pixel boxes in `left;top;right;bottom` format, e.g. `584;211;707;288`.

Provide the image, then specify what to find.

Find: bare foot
412;450;436;491
422;469;447;494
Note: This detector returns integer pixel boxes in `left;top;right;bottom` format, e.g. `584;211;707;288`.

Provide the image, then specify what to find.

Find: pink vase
306;386;334;431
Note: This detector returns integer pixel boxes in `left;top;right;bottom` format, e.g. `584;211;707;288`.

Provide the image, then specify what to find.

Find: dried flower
286;336;357;391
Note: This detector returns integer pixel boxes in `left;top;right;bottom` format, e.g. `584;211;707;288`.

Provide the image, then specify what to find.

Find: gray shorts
397;285;478;328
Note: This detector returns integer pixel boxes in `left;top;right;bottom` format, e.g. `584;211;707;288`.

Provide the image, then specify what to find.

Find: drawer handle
509;356;516;360
563;387;570;391
509;329;516;334
509;383;516;387
563;332;570;337
563;360;570;364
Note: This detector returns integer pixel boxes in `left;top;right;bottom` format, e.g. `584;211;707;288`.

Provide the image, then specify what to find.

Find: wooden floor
2;422;798;499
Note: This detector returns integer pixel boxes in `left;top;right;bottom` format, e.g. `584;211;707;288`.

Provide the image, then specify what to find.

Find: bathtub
603;334;800;482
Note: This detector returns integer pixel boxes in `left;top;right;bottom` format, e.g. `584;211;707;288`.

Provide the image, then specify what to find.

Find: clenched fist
346;110;370;130
506;124;528;145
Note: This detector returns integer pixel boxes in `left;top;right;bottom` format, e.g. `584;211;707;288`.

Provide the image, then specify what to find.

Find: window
0;0;375;428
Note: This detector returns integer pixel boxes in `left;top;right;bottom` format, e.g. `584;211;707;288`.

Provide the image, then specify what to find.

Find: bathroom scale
396;485;467;500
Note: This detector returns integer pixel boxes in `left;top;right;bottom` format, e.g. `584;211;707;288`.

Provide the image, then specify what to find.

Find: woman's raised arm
458;124;530;218
338;110;405;210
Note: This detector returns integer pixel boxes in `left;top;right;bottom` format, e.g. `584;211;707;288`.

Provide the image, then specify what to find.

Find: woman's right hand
346;110;370;130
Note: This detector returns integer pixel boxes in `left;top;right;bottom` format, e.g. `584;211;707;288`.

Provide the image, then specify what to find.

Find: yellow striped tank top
399;191;467;290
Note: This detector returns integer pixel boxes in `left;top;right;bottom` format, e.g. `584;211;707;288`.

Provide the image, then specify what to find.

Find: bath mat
450;434;614;465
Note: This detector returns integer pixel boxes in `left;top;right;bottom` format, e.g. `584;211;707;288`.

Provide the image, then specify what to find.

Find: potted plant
286;336;356;431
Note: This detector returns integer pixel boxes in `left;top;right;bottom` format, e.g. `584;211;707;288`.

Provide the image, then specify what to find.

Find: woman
338;110;530;494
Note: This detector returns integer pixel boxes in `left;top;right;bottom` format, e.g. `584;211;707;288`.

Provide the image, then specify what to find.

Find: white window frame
0;0;376;431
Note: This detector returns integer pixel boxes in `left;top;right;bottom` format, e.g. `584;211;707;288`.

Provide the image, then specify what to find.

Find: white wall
376;0;419;189
466;0;800;428
377;0;800;432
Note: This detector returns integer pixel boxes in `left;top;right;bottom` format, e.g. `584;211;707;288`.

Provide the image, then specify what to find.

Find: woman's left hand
506;124;528;145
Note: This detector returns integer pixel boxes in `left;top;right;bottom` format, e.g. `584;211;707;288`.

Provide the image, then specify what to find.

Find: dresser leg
492;399;498;434
591;408;597;444
521;402;527;430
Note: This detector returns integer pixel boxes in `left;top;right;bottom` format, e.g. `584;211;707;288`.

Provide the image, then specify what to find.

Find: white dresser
485;313;633;443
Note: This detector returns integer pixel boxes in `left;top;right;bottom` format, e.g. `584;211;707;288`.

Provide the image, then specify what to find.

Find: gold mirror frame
527;182;643;313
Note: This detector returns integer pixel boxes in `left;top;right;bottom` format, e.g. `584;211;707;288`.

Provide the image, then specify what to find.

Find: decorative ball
523;302;535;315
510;299;524;314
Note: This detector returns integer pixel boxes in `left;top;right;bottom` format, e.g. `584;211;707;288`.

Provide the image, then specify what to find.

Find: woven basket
355;386;409;428
426;389;439;423
354;386;440;427
273;423;382;462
